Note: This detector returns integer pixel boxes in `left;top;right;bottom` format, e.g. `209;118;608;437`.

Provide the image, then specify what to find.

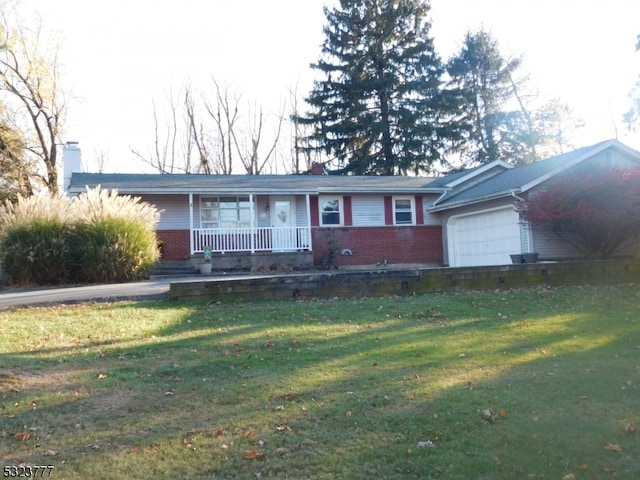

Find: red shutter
384;196;393;225
310;196;319;226
343;196;352;226
415;196;424;224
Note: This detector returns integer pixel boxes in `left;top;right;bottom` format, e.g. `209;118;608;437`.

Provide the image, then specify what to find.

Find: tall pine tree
446;29;524;166
298;0;449;175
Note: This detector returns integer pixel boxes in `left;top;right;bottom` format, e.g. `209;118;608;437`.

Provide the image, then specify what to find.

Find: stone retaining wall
169;259;640;302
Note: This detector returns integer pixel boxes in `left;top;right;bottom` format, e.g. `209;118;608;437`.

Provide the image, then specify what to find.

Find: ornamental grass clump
67;188;160;283
0;195;73;285
70;188;160;283
0;188;160;286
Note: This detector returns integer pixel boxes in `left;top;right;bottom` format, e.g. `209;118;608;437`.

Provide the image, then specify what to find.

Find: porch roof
68;172;441;195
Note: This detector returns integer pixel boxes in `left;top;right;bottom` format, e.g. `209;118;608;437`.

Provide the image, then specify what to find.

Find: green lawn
1;285;639;479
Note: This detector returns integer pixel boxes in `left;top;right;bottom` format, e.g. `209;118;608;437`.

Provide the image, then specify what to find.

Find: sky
24;0;640;173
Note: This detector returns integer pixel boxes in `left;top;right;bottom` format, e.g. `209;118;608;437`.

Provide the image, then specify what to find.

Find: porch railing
191;226;312;254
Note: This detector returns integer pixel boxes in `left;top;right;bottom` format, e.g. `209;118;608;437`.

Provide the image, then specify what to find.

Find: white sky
27;0;640;173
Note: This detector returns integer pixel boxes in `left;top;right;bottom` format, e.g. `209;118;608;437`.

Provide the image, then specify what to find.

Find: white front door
271;196;296;251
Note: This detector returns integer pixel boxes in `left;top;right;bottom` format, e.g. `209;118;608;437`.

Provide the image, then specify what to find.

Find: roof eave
428;189;520;212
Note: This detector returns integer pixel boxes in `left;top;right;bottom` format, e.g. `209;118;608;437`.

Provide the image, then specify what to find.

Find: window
320;197;343;226
200;196;251;228
393;197;415;225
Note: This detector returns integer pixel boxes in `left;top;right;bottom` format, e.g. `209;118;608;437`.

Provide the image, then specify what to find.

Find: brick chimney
311;162;324;175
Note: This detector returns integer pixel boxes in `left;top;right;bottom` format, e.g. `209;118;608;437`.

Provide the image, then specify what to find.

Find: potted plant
199;246;213;275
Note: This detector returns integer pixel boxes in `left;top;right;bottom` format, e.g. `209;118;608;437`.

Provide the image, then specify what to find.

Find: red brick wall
156;230;191;261
312;225;443;267
155;225;444;266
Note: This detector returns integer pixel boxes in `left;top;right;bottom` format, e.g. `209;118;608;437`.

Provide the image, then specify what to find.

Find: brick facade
156;230;191;261
155;225;444;267
312;225;443;267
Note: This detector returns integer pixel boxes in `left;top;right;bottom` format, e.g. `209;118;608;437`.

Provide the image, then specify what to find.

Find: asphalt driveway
0;279;174;309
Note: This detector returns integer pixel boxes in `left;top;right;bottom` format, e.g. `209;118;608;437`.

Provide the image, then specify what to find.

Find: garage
447;207;521;267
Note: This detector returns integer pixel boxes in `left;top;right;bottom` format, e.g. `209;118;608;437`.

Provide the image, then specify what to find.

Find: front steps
148;261;200;280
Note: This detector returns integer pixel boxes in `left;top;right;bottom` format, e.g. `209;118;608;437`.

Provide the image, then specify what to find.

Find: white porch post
250;194;256;253
189;193;194;255
305;193;313;251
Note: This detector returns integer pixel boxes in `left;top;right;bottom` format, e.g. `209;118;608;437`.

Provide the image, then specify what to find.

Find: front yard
1;285;638;479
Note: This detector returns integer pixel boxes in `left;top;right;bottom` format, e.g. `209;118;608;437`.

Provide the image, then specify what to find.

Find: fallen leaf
603;443;622;453
187;429;203;437
345;411;352;417
244;450;263;459
561;474;575;480
275;424;291;431
216;429;225;436
240;428;255;439
14;431;32;441
498;409;507;419
624;421;635;433
97;373;108;379
276;447;290;456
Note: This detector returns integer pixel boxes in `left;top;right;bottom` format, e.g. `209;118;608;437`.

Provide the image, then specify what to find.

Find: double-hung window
393;197;415;225
200;196;251;229
319;196;343;226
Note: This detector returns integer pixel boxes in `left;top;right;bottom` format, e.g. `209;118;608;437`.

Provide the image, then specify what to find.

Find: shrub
68;216;158;283
517;168;640;258
67;188;160;283
0;195;73;285
0;219;70;285
0;188;160;286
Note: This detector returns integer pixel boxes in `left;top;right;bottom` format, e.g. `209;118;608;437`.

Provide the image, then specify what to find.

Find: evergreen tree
298;0;449;175
446;29;525;166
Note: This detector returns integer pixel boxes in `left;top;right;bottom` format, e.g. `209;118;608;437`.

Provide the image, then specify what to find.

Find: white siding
352;196;385;226
422;195;442;226
140;194;190;230
295;196;309;226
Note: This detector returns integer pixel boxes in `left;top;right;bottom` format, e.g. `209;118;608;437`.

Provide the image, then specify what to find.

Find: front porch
188;193;313;255
191;226;312;254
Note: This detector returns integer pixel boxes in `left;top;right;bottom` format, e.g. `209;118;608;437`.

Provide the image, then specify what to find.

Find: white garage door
449;207;521;267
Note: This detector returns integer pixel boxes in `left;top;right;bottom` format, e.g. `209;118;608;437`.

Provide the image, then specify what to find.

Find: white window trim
393;196;416;225
319;195;344;226
200;196;252;229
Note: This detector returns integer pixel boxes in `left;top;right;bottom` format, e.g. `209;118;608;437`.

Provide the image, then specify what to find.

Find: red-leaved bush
517;168;640;258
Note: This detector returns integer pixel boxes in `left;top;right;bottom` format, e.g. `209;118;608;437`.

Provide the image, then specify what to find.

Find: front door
271;196;296;251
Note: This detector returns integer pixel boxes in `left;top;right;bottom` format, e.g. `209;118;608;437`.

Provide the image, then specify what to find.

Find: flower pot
199;263;212;275
510;254;524;264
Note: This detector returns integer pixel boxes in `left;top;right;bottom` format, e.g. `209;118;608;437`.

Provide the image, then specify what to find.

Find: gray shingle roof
431;140;640;210
68;172;440;195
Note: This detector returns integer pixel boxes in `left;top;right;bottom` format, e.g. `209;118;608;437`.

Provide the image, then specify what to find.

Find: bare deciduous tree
131;88;194;173
0;1;66;195
232;100;285;175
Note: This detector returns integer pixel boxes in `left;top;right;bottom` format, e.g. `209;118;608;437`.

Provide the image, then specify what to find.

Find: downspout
432;189;449;207
510;191;525;202
189;193;194;255
305;193;312;252
511;191;533;253
249;194;255;253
